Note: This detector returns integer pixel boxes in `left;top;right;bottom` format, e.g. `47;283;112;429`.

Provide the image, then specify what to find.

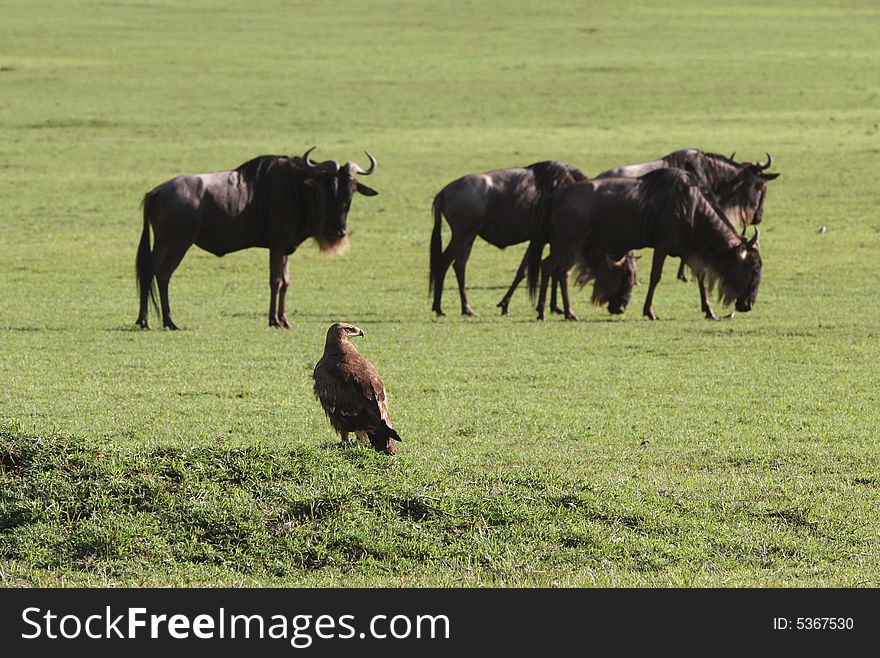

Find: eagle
313;322;402;455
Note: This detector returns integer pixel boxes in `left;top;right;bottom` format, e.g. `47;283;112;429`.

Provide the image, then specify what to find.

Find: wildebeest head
716;228;762;313
719;153;779;228
301;146;378;253
575;248;638;315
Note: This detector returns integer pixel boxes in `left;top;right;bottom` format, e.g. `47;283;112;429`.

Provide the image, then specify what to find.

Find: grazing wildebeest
528;168;762;321
498;149;779;318
595;149;779;289
135;147;378;330
430;161;590;317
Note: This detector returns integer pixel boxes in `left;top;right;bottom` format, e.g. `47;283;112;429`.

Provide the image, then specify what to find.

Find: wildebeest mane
663;150;741;190
525;160;587;234
233;155;339;246
683;184;753;306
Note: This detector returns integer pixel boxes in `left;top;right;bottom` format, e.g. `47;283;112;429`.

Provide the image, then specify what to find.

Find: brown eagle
313;322;401;455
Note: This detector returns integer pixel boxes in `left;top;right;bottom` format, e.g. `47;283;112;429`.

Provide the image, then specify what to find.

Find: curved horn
729;151;736;161
746;226;759;248
347;151;377;176
756;152;772;172
302;145;318;169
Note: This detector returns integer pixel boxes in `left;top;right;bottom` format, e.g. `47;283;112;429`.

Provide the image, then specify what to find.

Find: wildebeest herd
134;146;780;453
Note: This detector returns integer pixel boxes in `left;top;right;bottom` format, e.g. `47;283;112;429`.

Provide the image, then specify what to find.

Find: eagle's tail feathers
367;421;401;455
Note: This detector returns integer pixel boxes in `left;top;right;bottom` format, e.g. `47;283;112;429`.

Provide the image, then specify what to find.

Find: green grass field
1;0;879;586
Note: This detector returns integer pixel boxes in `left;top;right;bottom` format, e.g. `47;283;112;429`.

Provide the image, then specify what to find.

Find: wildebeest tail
136;191;159;314
429;191;444;294
367;421;402;453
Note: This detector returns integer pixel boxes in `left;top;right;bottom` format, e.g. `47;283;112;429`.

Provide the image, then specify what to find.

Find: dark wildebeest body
595;148;779;302
429;161;635;318
528;168;762;321
135;147;377;329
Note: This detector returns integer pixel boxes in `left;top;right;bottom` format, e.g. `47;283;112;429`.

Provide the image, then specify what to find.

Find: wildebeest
430;161;599;317
528;168;762;321
495;149;779;318
135;147;378;329
595;149;779;289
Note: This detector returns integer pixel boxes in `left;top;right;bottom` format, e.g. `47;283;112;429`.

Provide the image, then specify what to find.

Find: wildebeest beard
574;247;637;314
683;193;763;310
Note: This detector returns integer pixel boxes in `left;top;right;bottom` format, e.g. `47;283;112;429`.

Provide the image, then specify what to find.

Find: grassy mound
3;427;878;586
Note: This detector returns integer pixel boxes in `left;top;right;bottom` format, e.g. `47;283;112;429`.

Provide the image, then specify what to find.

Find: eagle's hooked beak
358;328;365;337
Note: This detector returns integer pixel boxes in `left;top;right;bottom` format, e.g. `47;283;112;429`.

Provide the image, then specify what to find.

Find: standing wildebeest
494;149;779;318
595;149;779;287
528;168;762;321
429;161;634;317
135;147;377;330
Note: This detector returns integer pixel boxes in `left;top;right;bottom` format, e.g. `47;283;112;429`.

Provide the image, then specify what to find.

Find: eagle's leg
355;432;370;444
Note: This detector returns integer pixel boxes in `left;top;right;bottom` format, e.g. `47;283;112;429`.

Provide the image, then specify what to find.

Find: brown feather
313;323;400;454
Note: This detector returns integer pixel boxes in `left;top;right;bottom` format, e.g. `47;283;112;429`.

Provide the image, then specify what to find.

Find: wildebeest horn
347;151;377;176
746;226;759;248
302;146;340;174
729;151;736;161
756;152;772;171
303;146;318;168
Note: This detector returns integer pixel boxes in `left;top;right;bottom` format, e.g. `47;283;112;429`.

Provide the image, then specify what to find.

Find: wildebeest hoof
551;305;565;315
564;312;579;322
164;322;179;330
496;301;509;316
433;307;445;317
704;311;719;321
724;311;736;320
677;273;689;283
462;306;475;317
644;311;658;321
136;319;150;329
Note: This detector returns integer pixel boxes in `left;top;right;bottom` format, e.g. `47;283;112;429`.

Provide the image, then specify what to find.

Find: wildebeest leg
137;281;151;330
559;268;578;321
535;255;553;321
697;273;718;320
497;249;530;316
550;275;565;315
269;249;291;328
677;259;689;282
452;238;477;316
153;240;192;330
642;250;666;321
277;255;292;328
432;232;475;317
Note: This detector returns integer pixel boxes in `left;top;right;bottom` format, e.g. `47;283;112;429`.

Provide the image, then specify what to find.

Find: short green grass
1;0;879;586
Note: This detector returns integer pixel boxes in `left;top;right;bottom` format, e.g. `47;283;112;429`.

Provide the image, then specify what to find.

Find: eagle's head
325;322;364;349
